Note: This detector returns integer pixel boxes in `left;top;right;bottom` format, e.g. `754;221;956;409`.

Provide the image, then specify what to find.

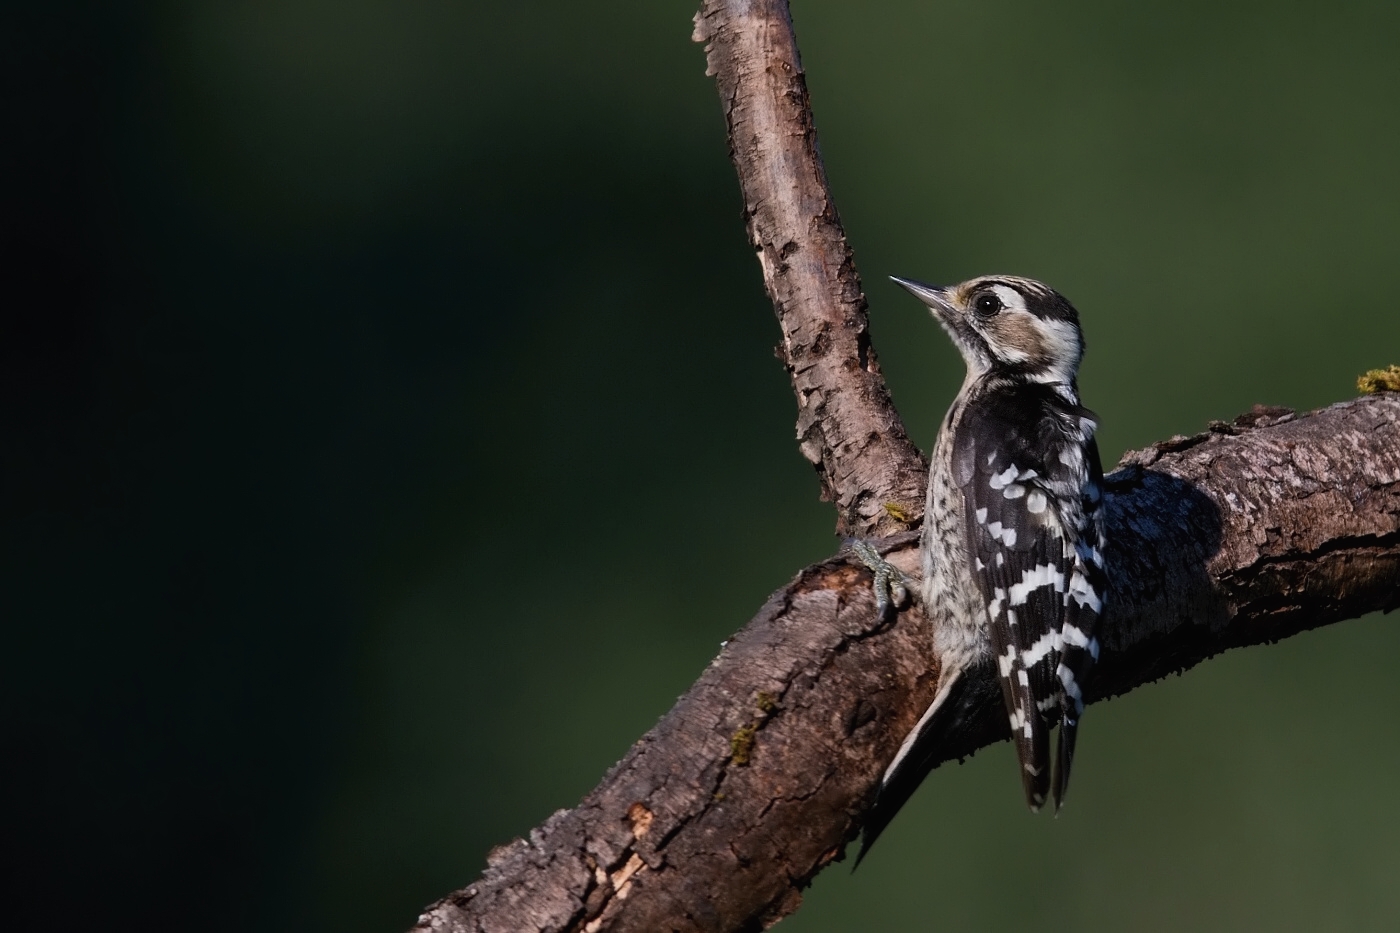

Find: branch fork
411;2;1400;930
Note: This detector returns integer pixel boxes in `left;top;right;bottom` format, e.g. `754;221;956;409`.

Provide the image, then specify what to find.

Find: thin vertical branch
693;0;926;537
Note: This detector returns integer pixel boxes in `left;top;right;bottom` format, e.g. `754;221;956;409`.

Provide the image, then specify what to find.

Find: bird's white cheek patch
1042;320;1083;373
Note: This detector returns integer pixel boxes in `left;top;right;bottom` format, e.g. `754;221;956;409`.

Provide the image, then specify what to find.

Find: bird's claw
849;539;912;618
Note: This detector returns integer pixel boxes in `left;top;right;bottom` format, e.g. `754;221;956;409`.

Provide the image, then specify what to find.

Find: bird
856;274;1108;859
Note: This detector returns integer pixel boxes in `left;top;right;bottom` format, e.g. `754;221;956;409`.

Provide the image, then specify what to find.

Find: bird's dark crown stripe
967;277;1079;324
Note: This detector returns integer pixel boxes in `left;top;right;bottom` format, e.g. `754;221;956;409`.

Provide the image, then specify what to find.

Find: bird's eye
974;293;1004;316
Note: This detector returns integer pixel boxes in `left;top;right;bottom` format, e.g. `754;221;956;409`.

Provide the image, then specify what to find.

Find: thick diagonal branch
412;396;1400;933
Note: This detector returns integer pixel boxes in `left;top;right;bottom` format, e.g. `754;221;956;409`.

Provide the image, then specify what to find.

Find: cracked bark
691;0;924;539
413;398;1400;933
410;1;1400;930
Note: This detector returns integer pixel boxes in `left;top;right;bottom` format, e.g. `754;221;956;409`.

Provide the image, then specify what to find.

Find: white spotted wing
953;382;1106;810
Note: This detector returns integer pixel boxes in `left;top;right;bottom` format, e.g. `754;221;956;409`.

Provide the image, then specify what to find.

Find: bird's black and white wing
953;383;1106;810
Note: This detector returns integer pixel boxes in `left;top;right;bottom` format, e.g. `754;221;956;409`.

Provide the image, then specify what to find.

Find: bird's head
892;275;1085;386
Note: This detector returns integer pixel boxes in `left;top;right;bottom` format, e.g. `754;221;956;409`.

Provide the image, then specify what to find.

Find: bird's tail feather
855;662;1002;868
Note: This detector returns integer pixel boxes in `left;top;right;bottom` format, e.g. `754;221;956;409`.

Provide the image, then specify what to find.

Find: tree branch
414;397;1400;933
693;0;925;537
409;1;1400;930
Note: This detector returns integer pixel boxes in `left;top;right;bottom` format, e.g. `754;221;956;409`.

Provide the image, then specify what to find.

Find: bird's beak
890;275;956;322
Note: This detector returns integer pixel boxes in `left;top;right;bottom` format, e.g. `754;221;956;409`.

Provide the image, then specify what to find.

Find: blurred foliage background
7;1;1400;931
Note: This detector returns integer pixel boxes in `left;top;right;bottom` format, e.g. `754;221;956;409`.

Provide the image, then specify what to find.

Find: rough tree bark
689;0;925;539
411;1;1400;931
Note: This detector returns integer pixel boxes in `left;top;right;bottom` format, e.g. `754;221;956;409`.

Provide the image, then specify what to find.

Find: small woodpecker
858;275;1108;857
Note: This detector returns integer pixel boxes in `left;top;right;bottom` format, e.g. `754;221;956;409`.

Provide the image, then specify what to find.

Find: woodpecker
858;274;1107;854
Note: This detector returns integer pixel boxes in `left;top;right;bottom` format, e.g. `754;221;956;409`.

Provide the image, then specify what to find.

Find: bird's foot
848;539;913;619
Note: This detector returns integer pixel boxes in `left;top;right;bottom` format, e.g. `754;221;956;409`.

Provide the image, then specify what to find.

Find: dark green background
8;2;1399;930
